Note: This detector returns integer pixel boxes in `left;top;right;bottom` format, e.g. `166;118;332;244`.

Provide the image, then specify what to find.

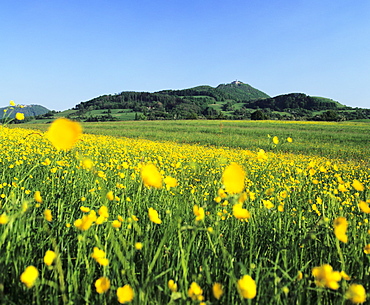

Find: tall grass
1;122;369;304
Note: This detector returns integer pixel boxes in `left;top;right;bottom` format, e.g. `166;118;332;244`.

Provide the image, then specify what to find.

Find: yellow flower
95;277;111;294
20;266;39;288
312;264;341;290
164;176;178;188
46;118;82;151
112;220;122;228
44;209;52;222
148;207;162;224
188;282;204;301
193;205;205;221
98;205;109;218
168;279;178;292
333;216;348;243
34;191;42;203
222;163;245;194
9;100;15;106
273;136;279;145
297;271;303;281
340;271;351;281
212;282;224;300
232;203;251;220
91;247;109;266
44;250;57;266
345;284;366;304
15;112;25;120
263;199;274;209
82;158;93;169
257;149;268;161
117;284;134;304
80;206;90;213
352;180;365;191
363;244;370;254
135;242;143;250
74;210;97;231
0;213;9;225
237;275;256;299
287;137;293;143
106;191;114;201
359;201;370;213
141;164;162;188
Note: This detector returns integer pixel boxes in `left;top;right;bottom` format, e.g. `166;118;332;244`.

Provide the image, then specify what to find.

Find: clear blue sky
1;0;369;111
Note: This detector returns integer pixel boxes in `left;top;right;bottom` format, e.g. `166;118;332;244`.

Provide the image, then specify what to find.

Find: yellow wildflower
148;207;162;224
141;164;162;188
106;191;114;201
117;284;134;304
272;136;279;145
257;149;268;161
168;279;178;292
164;176;178;188
359;201;370;213
44;250;57;266
9;100;15;106
333;216;348;243
135;242;143;250
212;282;224;300
237;275;256;299
222;163;245;194
312;264;341;290
46;118;82;151
15;113;25;120
34;191;42;203
345;284;366;304
91;247;109;266
232;203;250;220
352;180;365;191
95;277;111;294
188;282;204;301
44;209;52;222
193;205;205;221
98;205;109;218
363;244;370;254
112;220;122;228
287;137;293;143
0;213;9;225
20;266;39;288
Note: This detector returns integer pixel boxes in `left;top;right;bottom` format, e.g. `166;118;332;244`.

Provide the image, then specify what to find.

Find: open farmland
1;120;370;304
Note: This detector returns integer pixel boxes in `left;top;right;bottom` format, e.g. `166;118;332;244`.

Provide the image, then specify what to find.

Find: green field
1;119;370;304
21;120;370;162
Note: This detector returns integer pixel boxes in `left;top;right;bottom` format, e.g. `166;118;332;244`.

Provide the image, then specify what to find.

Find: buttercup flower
46;118;82;151
168;279;178;292
95;277;111;294
117;284;134;304
346;284;366;304
188;282;204;301
233;203;250;220
141;164;162;188
222;163;245;194
15;113;25;120
0;213;9;225
34;191;42;203
148;207;162;224
237;275;256;299
312;264;341;290
20;266;39;288
193;205;205;221
333;216;348;243
44;250;57;266
213;282;224;300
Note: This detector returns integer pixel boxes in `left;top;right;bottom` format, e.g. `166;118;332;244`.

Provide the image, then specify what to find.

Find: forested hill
72;81;272;120
58;81;370;121
0;104;50;119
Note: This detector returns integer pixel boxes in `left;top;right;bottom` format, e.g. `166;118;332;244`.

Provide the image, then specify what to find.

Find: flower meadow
1;117;370;304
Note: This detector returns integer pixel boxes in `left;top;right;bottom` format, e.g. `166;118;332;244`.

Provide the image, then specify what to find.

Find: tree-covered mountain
0;104;50;119
38;80;369;122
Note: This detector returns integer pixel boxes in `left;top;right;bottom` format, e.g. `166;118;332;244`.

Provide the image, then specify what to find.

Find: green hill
0;104;50;119
216;81;270;101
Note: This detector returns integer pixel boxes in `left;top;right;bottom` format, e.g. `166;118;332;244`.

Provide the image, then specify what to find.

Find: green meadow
1;119;369;304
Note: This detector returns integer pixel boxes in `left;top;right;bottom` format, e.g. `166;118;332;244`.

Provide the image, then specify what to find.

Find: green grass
2;121;370;304
20;120;370;163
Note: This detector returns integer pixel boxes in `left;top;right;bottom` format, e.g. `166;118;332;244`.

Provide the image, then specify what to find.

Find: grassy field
1;119;370;304
21;120;370;162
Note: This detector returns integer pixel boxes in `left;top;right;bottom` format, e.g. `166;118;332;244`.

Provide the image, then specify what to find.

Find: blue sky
1;0;369;111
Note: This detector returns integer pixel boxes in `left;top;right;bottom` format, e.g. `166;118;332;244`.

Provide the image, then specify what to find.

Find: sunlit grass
1;121;369;304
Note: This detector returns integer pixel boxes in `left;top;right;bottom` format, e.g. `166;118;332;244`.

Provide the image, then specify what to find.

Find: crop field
1;118;370;304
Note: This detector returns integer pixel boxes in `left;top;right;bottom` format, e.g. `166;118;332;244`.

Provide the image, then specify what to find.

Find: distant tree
251;110;268;120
